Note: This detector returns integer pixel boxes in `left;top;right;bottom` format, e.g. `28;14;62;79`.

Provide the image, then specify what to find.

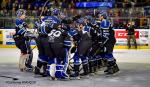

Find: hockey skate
104;64;120;76
70;65;81;80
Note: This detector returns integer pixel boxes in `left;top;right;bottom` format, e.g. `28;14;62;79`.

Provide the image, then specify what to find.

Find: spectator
11;7;16;17
32;6;38;17
126;21;137;49
61;0;68;8
37;6;42;16
0;9;4;17
6;0;12;10
14;0;19;10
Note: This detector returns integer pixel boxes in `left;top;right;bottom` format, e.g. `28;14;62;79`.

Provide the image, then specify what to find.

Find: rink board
0;45;150;49
0;29;150;49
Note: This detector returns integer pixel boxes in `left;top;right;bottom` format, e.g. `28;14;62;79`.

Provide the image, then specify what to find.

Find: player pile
13;8;119;80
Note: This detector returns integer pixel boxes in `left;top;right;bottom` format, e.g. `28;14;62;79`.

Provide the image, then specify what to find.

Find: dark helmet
77;18;85;25
52;8;60;15
98;12;107;19
84;16;93;21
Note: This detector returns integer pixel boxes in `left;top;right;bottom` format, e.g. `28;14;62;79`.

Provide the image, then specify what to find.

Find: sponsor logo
115;30;139;39
140;31;149;38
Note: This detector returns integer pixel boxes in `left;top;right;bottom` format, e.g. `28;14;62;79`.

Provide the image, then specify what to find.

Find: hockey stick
0;75;18;80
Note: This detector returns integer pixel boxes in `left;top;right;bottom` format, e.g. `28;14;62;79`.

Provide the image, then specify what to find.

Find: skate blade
25;68;34;72
80;75;90;79
89;73;96;76
94;71;104;75
34;74;43;78
49;77;57;81
57;78;71;81
70;77;81;80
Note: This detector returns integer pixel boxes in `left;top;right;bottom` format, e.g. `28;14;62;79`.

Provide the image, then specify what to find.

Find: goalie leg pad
47;64;56;78
55;64;69;79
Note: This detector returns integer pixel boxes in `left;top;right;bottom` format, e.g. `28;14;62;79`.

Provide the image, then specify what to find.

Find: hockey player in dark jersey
66;22;80;79
84;16;103;74
13;9;34;72
47;22;70;80
97;13;119;75
40;8;70;80
34;16;52;77
71;18;93;78
34;8;63;77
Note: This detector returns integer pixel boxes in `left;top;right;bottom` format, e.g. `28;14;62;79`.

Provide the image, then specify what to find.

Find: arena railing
0;17;149;29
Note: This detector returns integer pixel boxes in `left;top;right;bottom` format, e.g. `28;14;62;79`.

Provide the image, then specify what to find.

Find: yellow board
0;45;36;48
0;30;3;45
114;46;150;49
0;45;150;49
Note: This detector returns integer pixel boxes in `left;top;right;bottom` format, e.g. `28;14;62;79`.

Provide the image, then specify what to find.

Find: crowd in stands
0;0;148;17
0;0;149;29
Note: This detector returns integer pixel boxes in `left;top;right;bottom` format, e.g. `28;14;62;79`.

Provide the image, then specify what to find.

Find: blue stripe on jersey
18;28;26;35
68;29;78;37
21;29;26;35
42;26;47;34
16;18;27;35
84;26;91;32
64;40;71;46
18;29;24;34
42;16;60;29
40;26;47;34
40;26;44;34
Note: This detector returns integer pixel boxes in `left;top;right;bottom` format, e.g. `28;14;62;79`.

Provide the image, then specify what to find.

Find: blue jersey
42;16;60;28
15;18;27;35
100;19;111;29
100;19;111;36
68;28;78;37
99;19;112;44
80;25;92;41
36;16;61;35
64;28;78;47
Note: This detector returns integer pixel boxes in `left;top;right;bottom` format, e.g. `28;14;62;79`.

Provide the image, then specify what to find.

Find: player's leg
25;40;34;71
70;52;81;79
52;43;69;79
14;38;28;71
47;58;56;80
104;40;119;75
78;41;93;76
34;37;46;75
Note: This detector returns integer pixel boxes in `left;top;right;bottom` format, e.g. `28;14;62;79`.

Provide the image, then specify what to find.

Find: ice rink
0;48;150;87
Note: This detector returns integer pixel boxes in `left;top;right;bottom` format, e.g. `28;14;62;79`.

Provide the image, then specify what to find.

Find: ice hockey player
97;12;119;75
13;9;34;72
84;15;103;74
34;14;53;77
44;8;70;80
34;8;67;77
70;18;94;79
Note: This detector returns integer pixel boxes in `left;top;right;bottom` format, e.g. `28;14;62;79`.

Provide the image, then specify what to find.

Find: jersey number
48;30;61;37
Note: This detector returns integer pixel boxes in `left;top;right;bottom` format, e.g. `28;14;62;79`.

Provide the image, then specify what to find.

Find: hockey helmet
52;8;60;15
16;9;26;17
